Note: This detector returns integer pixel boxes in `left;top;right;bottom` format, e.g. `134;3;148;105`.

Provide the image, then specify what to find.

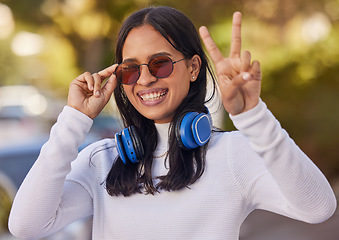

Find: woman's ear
189;55;201;82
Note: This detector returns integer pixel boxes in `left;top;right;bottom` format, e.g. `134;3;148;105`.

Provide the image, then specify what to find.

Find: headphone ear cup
121;128;139;163
128;126;144;162
176;111;212;150
177;112;200;149
191;113;212;146
175;113;186;149
115;126;144;164
115;132;128;164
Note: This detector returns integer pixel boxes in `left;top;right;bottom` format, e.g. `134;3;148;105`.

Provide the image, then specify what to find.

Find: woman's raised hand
67;64;118;119
199;12;262;115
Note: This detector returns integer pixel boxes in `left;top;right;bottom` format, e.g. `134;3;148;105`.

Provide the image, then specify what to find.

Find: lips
138;89;168;102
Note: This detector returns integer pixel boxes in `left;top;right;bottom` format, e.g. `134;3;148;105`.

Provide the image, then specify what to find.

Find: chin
144;111;172;123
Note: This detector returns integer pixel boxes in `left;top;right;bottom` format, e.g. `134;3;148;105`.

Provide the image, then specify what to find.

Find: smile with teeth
139;91;167;101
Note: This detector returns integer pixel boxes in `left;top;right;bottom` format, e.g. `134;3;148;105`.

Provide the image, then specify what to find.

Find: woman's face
121;25;196;123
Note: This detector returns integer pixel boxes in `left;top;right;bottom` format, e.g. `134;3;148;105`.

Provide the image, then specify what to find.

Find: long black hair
106;6;217;196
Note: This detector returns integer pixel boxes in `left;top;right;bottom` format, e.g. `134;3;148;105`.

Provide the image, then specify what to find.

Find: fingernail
95;91;100;96
89;85;94;90
242;72;251;81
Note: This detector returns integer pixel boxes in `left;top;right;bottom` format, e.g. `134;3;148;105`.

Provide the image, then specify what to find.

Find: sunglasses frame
114;55;186;85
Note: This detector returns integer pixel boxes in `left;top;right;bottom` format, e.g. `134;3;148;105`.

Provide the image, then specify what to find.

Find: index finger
98;64;118;80
199;26;224;64
230;12;242;58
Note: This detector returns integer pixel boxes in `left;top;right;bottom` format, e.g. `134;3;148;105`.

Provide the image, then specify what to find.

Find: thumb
232;72;252;86
222;72;252;99
230;72;253;88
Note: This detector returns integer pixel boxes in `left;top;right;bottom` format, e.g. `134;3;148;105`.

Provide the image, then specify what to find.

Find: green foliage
0;186;12;233
201;2;339;179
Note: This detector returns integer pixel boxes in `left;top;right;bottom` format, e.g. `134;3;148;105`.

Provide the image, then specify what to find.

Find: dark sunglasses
114;55;186;85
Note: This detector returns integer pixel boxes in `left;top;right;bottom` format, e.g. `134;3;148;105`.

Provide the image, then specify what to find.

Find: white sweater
9;100;337;240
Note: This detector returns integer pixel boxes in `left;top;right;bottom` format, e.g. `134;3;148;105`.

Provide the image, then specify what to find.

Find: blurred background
0;0;338;239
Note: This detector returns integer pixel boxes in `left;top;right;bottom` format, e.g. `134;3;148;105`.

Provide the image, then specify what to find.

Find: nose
136;64;157;86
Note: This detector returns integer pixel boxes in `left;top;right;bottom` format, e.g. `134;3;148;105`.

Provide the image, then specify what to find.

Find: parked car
0;113;121;239
0;85;62;149
0;138;93;239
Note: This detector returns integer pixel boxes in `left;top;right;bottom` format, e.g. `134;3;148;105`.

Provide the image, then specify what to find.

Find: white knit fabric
9;100;337;240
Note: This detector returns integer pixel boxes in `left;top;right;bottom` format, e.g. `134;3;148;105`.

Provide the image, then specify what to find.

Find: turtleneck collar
154;122;170;152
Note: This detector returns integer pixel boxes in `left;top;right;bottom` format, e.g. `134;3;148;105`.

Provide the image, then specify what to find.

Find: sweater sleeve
9;106;94;239
229;100;337;223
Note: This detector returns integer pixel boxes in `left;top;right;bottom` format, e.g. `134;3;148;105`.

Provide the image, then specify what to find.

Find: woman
9;6;336;240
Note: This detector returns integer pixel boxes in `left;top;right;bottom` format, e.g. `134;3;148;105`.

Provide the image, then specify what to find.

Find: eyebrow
122;52;173;63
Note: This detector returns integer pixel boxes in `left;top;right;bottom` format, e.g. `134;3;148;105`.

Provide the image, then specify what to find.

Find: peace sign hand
67;64;118;119
199;12;262;116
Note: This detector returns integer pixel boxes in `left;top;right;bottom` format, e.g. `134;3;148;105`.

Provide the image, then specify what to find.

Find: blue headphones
115;110;212;164
115;126;144;164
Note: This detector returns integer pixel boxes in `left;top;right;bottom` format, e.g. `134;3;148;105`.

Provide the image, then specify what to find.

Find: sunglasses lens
149;56;173;78
116;56;177;84
116;62;139;85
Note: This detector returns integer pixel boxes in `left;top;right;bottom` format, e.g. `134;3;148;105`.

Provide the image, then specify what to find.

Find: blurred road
240;201;339;240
